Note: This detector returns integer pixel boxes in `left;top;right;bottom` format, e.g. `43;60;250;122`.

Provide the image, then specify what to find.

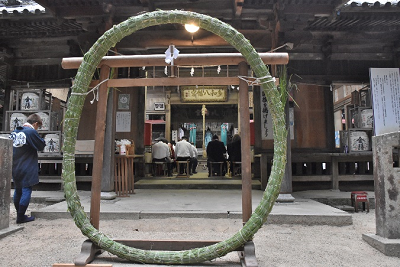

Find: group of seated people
151;134;241;177
207;134;241;177
152;136;198;176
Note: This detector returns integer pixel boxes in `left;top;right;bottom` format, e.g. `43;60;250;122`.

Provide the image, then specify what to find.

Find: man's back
175;139;192;158
152;141;169;159
207;140;226;162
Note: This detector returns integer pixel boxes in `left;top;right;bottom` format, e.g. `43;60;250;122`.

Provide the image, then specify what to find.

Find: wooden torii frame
61;52;288;266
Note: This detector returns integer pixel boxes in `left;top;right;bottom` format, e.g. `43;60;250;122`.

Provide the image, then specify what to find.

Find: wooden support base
53;264;111;267
74;240;103;266
73;239;258;266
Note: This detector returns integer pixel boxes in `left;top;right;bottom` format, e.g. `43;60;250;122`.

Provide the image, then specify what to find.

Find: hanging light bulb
184;23;200;33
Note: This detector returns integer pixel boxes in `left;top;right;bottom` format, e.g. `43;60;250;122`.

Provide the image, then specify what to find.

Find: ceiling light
185;24;200;33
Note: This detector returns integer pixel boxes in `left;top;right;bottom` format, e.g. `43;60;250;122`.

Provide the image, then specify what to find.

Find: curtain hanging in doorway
221;123;228;146
189;123;196;145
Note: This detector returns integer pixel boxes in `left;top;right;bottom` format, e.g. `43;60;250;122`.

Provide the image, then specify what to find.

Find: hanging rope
238;75;276;86
70;78;109;104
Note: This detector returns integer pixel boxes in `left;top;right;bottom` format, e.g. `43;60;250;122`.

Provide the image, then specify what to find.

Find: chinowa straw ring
62;10;287;264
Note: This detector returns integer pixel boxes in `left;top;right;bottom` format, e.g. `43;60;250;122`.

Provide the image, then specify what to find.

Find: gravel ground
1;203;400;267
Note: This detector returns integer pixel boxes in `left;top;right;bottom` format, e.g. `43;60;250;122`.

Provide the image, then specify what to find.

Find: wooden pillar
165;91;171;142
90;65;110;229
238;61;252;223
260;153;269;190
331;156;339;190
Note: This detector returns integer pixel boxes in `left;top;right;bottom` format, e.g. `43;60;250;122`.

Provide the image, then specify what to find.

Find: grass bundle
62;10;287;264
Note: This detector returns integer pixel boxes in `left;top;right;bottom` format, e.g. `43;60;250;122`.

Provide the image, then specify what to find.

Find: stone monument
363;131;400;257
0;137;23;238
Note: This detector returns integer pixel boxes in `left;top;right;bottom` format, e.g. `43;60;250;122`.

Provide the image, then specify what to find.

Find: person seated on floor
206;134;227;176
175;136;193;175
190;142;198;174
152;137;173;176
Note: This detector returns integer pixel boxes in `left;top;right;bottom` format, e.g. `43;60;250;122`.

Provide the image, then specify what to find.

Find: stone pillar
101;89;117;200
363;131;400;258
0;137;23;238
0;138;12;230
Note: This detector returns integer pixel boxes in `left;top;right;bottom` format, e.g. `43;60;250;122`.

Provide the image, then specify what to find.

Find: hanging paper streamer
217;65;221;74
190;67;195;76
164;44;180;64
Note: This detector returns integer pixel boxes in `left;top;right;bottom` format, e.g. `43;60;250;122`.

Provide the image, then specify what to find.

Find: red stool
351;191;369;212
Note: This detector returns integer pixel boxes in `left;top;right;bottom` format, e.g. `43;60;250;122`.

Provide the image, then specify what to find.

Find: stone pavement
27;189;375;226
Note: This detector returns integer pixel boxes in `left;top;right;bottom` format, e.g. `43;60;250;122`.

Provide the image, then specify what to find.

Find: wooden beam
62;53;289;69
105;77;239;87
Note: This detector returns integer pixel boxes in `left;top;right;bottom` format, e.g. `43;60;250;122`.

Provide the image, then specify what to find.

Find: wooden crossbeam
62;52;289;69
53;264;112;267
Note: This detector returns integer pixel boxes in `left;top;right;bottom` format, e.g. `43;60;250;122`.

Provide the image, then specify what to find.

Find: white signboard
116;111;131;132
370;68;400;136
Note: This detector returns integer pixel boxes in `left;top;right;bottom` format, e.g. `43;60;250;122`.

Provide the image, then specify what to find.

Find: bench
176;160;190;178
152;161;168;176
209;161;225;177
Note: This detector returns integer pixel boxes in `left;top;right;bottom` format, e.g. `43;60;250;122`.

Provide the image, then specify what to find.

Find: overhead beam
62;52;289;69
95;77;241;88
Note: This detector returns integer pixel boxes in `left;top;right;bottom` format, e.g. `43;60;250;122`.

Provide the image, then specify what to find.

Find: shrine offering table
114;155;142;197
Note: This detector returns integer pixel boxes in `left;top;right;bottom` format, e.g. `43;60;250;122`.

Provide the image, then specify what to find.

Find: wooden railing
255;152;374;190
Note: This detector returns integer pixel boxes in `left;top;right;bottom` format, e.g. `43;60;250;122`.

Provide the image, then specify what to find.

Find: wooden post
238;61;252;223
260;153;269;190
165;91;171;142
202;104;207;158
331;156;339;190
280;101;293;194
90;65;110;229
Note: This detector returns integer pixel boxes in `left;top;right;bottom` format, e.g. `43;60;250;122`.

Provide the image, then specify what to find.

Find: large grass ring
62;10;287;264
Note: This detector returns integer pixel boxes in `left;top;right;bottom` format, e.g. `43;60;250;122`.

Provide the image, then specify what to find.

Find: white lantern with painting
21;92;40;110
10;113;27;131
36;112;50;130
43;133;60;153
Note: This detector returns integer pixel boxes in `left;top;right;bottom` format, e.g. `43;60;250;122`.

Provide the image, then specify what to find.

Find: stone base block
276;194;295;203
362;233;400;258
0;225;24;239
101;191;117;200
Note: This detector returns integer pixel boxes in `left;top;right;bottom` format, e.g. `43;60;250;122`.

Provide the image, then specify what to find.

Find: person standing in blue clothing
9;113;45;224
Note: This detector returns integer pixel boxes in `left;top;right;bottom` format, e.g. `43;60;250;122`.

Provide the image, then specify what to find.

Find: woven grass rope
62;10;287;264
